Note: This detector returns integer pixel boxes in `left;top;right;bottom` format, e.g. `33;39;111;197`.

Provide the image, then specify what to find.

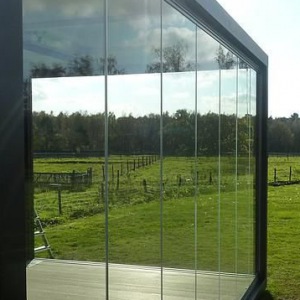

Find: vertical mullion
235;57;239;298
104;0;109;299
218;61;222;300
194;25;198;300
248;69;252;275
160;0;164;299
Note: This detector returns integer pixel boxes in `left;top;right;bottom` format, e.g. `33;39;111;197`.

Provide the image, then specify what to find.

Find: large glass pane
107;0;162;298
23;1;104;77
237;65;256;284
24;1;106;299
217;46;238;297
23;0;260;299
161;2;196;298
196;27;221;298
249;68;257;276
236;59;254;295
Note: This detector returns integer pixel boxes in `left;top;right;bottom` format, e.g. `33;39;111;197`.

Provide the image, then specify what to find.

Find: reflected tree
238;59;249;69
28;54;125;78
30;62;66;78
215;45;235;69
146;42;192;73
68;55;94;76
99;55;125;75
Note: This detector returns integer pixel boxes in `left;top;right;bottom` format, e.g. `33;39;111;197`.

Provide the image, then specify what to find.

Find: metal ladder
34;209;54;258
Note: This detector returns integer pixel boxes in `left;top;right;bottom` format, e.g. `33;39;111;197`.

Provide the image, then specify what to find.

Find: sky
33;69;254;117
216;0;300;118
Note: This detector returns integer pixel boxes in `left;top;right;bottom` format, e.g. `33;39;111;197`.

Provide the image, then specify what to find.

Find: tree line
32;110;254;156
33;111;300;156
268;113;300;154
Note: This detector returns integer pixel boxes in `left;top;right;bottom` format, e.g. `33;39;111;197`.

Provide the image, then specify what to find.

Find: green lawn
266;184;300;299
42;191;253;272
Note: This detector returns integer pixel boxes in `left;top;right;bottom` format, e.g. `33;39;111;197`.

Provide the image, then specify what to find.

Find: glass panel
249;68;257;276
217;46;238;297
235;60;256;297
196;27;221;298
23;1;104;77
161;2;196;298
108;0;162;75
24;1;106;299
24;0;259;299
237;66;257;283
107;0;161;298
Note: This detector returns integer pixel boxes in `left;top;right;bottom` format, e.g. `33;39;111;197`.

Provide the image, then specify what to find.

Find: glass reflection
217;47;237;297
161;2;196;297
23;0;105;78
108;0;162;74
107;0;161;298
249;69;257;276
28;76;106;299
235;60;256;297
196;27;220;298
25;0;106;299
25;0;259;299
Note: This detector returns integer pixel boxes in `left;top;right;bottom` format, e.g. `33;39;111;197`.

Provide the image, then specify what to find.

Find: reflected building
0;0;267;299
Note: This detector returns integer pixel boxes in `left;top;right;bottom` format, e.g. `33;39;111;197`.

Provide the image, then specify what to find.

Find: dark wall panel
0;0;26;299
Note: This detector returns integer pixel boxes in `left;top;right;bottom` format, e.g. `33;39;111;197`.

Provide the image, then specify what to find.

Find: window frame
0;0;267;299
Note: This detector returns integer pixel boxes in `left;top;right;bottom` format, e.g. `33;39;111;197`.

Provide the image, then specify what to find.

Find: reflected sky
26;0;256;118
32;70;255;117
23;0;221;76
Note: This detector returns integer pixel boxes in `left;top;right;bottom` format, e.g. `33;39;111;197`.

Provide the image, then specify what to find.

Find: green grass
43;191;253;272
33;155;300;299
268;155;300;183
266;184;300;299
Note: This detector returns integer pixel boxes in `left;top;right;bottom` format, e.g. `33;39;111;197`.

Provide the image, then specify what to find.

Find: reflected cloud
24;0;222;75
24;0;103;17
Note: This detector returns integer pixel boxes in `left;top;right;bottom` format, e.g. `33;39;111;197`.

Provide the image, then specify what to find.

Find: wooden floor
27;259;254;300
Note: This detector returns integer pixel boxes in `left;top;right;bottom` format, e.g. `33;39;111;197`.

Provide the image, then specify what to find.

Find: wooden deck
27;259;254;300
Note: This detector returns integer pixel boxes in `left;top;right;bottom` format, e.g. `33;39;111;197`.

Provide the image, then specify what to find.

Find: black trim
255;65;268;292
0;1;26;299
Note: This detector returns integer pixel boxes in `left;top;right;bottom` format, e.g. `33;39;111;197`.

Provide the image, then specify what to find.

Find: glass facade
21;0;267;299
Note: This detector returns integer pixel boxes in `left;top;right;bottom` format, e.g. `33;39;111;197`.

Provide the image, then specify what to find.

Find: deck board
27;259;253;299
